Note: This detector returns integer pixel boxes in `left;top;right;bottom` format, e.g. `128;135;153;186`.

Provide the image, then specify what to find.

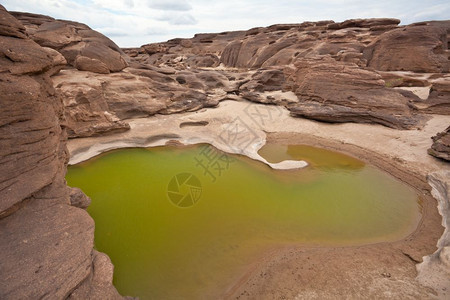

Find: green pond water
66;144;421;299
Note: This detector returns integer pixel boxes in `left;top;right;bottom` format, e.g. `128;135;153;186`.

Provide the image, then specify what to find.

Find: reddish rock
12;12;128;73
0;5;27;38
285;57;424;129
32;20;83;49
364;22;450;72
410;79;450;115
74;55;110;74
0;6;123;299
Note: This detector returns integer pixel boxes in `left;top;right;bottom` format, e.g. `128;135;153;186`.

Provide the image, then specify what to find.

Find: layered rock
123;18;449;130
53;66;236;126
424;80;450;115
0;6;122;298
11;11;128;74
429;127;450;161
284;57;423;129
363;21;450;73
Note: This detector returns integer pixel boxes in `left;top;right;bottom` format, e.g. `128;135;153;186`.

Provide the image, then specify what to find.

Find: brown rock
379;72;430;87
32;21;82;49
425;80;450;115
12;12;128;73
328;18;400;30
428;126;450;161
0;5;27;38
285;57;424;129
54;70;131;138
80;42;128;72
364;22;450;72
0;190;95;299
69;187;91;209
185;54;220;68
0;8;123;299
142;43;168;55
53;68;224;121
75;55;110;74
220;40;242;67
0;36;66;75
0;31;66;212
68;250;124;299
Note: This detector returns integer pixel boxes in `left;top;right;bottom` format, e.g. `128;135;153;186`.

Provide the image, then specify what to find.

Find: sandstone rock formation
426;80;450;115
429;126;450;161
284;57;424;129
124;18;448;130
1;5;449;298
0;6;122;299
363;21;450;73
11;11;128;74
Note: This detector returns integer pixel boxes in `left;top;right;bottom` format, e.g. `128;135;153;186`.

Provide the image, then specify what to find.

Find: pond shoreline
67;100;449;299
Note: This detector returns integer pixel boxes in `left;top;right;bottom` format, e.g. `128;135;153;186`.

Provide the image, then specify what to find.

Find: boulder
11;12;128;73
74;55;110;74
425;80;450;115
285;57;424;129
70;187;91;209
428;126;450;161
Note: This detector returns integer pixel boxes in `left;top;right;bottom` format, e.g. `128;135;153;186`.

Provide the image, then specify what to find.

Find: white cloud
169;14;197;25
147;0;192;11
2;0;449;47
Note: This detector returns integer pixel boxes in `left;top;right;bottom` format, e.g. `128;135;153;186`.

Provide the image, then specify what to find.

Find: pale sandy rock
417;171;450;299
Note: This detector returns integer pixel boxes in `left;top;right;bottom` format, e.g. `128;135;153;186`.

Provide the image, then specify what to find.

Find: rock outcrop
429;127;450;161
363;21;450;73
284;57;424;129
1;6;449;298
425;80;450;115
0;6;122;299
124;18;448;130
11;11;128;74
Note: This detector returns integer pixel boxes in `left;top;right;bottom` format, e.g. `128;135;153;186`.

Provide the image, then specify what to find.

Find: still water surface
66;144;421;299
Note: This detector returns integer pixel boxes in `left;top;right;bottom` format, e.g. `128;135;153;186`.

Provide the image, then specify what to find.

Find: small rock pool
66;144;421;299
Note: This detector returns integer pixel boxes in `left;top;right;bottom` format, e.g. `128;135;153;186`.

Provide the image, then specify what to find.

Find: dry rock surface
429;126;450;161
0;6;122;299
0;4;450;300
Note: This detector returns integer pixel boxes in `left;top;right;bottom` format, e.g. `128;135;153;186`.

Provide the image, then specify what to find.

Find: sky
2;0;450;47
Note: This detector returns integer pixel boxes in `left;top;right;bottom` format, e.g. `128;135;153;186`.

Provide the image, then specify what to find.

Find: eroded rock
11;11;128;73
0;6;123;298
285;57;424;129
429;126;450;161
364;22;450;73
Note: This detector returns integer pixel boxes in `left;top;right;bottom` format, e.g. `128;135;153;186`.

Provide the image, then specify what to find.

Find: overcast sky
3;0;449;47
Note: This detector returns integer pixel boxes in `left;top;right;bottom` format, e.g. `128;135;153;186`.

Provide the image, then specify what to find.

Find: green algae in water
66;144;421;299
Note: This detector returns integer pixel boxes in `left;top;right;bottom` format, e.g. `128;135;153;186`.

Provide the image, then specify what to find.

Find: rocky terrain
10;12;450;139
0;6;122;299
0;4;449;299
